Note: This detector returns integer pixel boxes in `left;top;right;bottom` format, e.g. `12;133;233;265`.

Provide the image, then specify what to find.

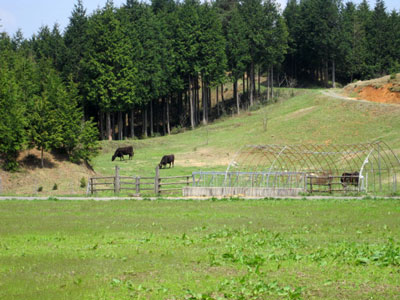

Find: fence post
90;178;94;195
155;166;160;194
136;176;140;194
115;166;120;194
86;179;91;195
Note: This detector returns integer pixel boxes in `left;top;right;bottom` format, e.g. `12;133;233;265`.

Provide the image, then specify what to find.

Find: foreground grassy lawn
1;199;399;299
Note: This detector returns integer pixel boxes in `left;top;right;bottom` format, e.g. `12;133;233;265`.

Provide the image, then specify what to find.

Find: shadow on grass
20;153;55;169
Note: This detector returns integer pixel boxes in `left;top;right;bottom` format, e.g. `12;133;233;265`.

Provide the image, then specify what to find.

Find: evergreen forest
0;0;399;170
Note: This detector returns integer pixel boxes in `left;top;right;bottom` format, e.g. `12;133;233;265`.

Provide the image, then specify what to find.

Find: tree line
283;0;400;86
0;0;399;171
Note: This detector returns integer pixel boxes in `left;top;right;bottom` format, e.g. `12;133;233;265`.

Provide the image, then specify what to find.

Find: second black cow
340;171;359;187
159;154;174;169
112;146;134;161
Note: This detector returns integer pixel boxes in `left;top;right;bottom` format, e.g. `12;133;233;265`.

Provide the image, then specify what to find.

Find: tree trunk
235;80;240;115
118;111;123;140
130;109;135;138
246;71;249;104
250;63;254;106
271;66;274;99
41;147;44;168
142;107;148;138
124;113;128;139
150;99;154;137
163;98;166;135
324;61;329;87
267;69;270;102
221;84;224;102
196;77;200;125
332;59;336;88
99;111;104;140
216;86;219;117
189;75;195;130
258;67;261;97
243;73;245;98
202;79;207;125
208;86;211;122
111;112;115;140
166;96;170;135
106;111;112;141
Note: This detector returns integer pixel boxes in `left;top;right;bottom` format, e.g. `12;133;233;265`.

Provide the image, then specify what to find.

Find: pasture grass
89;88;400;196
1;198;399;299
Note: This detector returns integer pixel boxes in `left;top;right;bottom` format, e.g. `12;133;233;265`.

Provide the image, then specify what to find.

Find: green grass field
1;198;399;299
87;88;400;197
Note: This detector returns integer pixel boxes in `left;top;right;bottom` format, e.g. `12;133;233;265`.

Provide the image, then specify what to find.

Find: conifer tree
83;1;136;140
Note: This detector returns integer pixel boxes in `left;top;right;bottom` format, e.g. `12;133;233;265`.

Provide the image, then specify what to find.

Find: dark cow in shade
159;154;174;169
112;146;134;161
340;171;359;188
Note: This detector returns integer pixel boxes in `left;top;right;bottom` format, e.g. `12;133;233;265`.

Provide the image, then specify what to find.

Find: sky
0;0;399;39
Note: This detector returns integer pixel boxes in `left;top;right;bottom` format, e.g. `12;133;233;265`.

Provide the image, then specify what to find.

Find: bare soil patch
179;147;232;168
344;74;400;104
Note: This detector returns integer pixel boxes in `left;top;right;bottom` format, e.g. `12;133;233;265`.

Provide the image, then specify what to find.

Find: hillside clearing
2;87;400;196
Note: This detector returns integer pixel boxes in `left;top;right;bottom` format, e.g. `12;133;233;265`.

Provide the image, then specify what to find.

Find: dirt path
1;196;399;201
321;89;400;107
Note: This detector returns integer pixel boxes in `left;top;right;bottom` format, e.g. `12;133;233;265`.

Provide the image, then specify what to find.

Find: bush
171;126;184;135
80;177;87;188
389;86;400;92
52;183;58;190
390;73;397;80
37;186;43;192
69;118;100;164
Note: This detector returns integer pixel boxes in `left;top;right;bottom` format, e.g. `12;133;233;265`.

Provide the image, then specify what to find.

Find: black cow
340;171;359;187
112;146;134;161
159;154;174;169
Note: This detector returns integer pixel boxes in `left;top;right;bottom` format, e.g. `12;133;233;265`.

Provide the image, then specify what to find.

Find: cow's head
112;155;116;161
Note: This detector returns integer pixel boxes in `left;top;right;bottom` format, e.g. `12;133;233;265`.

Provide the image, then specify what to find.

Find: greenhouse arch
185;141;400;197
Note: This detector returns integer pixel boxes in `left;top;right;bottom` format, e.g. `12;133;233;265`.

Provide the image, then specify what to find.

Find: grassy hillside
93;88;400;180
2;87;400;195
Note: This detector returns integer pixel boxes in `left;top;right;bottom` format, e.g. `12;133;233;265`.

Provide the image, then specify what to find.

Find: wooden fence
306;175;361;193
88;166;191;196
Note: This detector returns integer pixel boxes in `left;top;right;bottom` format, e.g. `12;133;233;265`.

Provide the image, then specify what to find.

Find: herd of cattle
112;146;175;169
111;146;359;188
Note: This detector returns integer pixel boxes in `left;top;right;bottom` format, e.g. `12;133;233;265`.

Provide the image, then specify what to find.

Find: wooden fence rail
306;175;361;193
88;166;192;196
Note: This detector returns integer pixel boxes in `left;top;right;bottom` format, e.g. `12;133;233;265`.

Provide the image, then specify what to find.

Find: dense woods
0;0;399;170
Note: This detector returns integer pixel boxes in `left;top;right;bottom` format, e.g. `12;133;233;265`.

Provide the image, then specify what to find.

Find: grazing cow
112;146;134;161
159;154;174;169
340;171;359;188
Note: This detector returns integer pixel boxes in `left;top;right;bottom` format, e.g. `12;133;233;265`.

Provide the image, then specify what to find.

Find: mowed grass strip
0;199;399;299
